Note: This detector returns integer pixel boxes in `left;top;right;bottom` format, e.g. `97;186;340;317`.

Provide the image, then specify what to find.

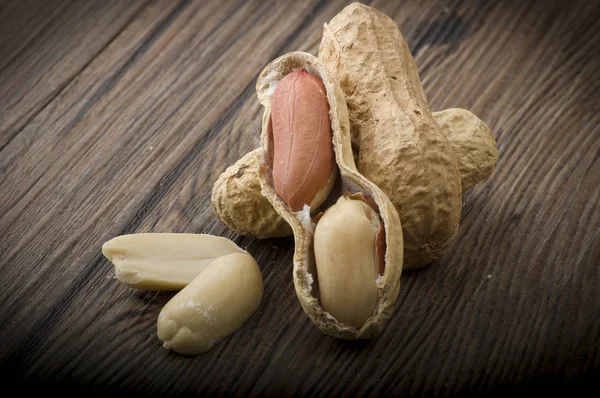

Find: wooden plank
0;0;71;72
0;0;598;396
0;0;148;149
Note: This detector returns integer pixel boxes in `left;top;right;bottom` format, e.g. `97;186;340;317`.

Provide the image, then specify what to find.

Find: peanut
212;108;497;240
434;108;498;191
314;194;383;328
256;52;403;339
157;253;263;355
320;3;463;269
211;149;292;238
101;233;245;290
270;68;336;212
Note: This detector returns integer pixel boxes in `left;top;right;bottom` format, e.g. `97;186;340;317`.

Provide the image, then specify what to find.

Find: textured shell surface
256;51;403;339
319;3;462;269
211;149;292;239
434;108;498;191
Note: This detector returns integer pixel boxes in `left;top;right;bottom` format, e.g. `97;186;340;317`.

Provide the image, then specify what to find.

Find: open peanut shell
256;52;403;339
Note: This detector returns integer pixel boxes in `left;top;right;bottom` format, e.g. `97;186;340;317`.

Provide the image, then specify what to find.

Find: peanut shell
319;3;462;269
434;108;498;191
211;149;292;239
256;51;403;339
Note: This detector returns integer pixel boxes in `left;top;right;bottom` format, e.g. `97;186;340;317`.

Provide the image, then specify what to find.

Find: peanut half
314;194;383;327
270;68;337;212
157;253;263;355
212;108;497;240
101;233;245;290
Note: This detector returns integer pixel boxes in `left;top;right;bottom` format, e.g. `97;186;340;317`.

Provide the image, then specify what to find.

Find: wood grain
0;0;598;396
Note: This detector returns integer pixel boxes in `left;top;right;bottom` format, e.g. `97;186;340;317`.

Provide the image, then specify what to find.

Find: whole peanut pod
211;109;497;240
319;3;463;269
256;52;403;339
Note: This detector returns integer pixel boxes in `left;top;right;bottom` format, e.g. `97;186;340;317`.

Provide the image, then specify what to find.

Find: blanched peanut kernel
101;233;245;291
314;195;381;328
157;253;263;355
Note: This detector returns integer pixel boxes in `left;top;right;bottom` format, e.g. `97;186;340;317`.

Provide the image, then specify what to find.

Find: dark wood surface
1;0;598;396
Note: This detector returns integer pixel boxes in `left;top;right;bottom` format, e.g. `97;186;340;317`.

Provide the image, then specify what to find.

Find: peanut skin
271;69;336;211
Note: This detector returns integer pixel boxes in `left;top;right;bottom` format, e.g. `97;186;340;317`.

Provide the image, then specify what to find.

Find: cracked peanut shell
256;51;403;339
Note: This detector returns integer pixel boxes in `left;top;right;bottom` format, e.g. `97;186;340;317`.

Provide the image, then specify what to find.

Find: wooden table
1;0;598;396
